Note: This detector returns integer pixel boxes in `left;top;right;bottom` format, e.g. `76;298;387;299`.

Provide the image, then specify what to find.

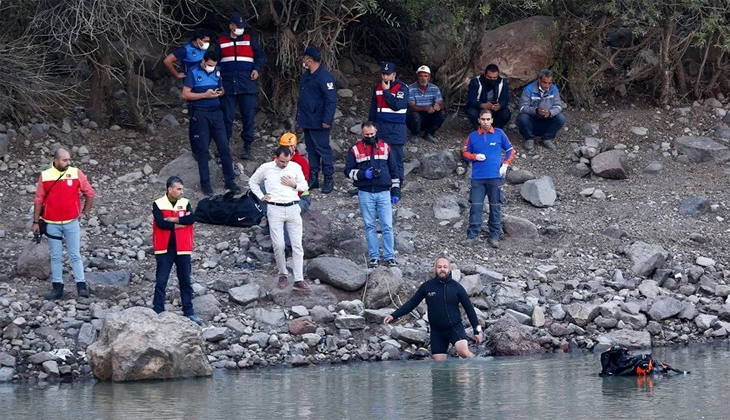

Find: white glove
499;164;508;177
475;154;486;161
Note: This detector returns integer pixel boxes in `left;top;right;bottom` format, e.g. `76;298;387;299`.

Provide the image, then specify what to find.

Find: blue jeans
304;128;334;177
47;220;85;283
467;178;503;239
220;93;257;147
153;253;194;316
358;190;395;260
516;113;566;141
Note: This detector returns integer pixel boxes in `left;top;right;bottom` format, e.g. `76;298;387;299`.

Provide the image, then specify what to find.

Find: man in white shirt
249;146;310;290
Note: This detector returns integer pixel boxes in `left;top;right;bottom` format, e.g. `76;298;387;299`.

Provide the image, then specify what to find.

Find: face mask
484;78;497;88
233;28;244;36
363;135;376;144
199;42;210;50
302;60;309;69
205;65;216;73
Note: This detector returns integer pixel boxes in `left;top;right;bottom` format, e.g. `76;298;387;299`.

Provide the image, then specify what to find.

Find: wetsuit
390;273;480;354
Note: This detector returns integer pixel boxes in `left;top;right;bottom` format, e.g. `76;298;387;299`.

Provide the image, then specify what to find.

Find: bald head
434;257;451;279
53;148;71;171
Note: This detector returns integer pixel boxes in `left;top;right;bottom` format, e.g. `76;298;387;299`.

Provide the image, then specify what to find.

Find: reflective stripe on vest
375;82;407;114
40;166;82;223
350;141;391;164
152;195;194;254
219;35;253;62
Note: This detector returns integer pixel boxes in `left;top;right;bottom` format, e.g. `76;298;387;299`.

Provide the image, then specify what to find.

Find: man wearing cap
277;132;311;212
369;62;409;184
465;63;511;130
215;13;266;160
406;65;445;143
296;46;337;194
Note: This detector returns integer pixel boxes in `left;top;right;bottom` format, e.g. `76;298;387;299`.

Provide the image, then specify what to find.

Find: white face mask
233;28;244;36
199;42;210;50
204;65;216;73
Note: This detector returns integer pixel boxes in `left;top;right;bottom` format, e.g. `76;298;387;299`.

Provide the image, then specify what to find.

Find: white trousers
267;204;304;282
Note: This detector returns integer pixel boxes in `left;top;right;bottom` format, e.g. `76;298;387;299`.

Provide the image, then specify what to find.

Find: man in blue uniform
296;46;337;194
182;50;240;196
163;28;213;79
369;62;408;183
215;13;266;160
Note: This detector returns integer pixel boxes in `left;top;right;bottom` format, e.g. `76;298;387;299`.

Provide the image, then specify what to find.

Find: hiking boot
277;275;289;289
386;259;398;267
308;173;320;190
44;283;64;300
201;184;215;197
424;133;438;143
368;259;379;268
462;237;480;247
292;281;311;291
322;176;334;194
488;238;500;249
187;315;204;326
542;139;556;150
523;139;535;151
76;282;89;298
226;183;242;194
241;145;252;160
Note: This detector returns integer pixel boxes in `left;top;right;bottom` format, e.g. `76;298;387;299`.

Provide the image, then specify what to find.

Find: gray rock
591;150;629;179
157;151;223;190
648;297;683;321
42;360;59;376
302;211;335;259
0;367;13;382
86;271;131;287
678;302;698;320
638;280;661;299
301;333;322;347
0;352;16;367
28;352;55;364
695;314;717;330
674;136;730;163
715;123;730;140
584;137;604;150
77;323;97;348
565;302;600;326
643;161;663;174
580;122;600;135
602;224;626;239
336;300;365;316
270;284;338;309
16;241;50;280
390;326;428;345
224;318;247;333
678;196;710;215
228;283;262;306
363;267;404;309
433;195;462;219
337;89;353;98
291;305;309;317
191;294;221;322
419;150;457;179
363;308;393;324
568;163;592;178
520;176;556;207
594;330;651;353
594;316;618;329
86;307;212;381
488;316;546;356
505;169;536;185
502;215;539;238
395;231;416;254
459;274;482;296
505;309;531;325
334;315;366;330
626;242;669;277
551;304;566;320
309;305;335;324
0;133;8;157
247;332;270;348
704;97;723;108
202;327;228;342
251;308;286;326
531;306;546;327
616;311;648;329
306;257;367;292
630;126;648;136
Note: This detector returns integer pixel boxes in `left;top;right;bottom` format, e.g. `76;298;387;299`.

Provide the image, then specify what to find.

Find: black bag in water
599;345;655;376
194;190;264;227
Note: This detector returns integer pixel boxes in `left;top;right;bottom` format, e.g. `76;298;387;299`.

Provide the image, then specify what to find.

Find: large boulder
502;215;539;238
520;176;556;207
487;316;546;356
419;150;457;180
674;136;730;163
390;326;428;345
156;151;223;190
363;267;404;309
474;16;558;88
648;297;683;321
626;242;669;277
190;294;221;321
564;302;600;326
228;283;262;306
301;210;335;258
306;257;367;291
591;150;629;179
86;307;212;381
594;330;652;353
408;23;453;73
16;242;50;280
677;196;710;215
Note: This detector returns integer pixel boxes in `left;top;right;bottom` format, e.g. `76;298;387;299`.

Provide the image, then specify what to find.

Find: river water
2;343;728;420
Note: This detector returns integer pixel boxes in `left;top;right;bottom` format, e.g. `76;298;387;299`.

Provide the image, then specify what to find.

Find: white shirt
248;160;308;204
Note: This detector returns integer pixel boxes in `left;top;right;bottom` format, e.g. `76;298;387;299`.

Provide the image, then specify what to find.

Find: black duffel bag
194;190;264;227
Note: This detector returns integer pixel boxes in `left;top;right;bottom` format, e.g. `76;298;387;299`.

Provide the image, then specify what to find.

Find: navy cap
230;13;247;28
299;46;321;62
380;61;396;74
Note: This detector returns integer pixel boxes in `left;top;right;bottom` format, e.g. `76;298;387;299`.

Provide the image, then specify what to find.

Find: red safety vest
152;195;194;255
350;140;391;164
218;34;254;64
40;166;82;223
375;82;406;115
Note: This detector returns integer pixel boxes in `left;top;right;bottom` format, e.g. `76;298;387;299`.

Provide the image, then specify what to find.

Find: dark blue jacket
466;75;509;111
344;139;400;197
296;65;337;129
214;32;265;95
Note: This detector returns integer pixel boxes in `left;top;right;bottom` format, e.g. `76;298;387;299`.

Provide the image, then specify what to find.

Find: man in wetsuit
384;257;482;361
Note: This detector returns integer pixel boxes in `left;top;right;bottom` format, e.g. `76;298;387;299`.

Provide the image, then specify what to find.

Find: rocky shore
1;74;730;382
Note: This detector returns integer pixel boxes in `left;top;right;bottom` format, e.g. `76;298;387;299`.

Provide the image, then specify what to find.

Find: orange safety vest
40;166;82;223
152;195;194;255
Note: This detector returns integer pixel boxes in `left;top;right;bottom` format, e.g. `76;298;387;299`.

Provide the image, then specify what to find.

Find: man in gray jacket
516;69;566;151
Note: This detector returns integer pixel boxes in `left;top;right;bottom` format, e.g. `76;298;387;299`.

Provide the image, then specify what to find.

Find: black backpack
599;345;656;376
194;190;264;227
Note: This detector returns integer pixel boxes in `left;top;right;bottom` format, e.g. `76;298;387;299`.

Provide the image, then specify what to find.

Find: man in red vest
152;176;203;326
215;12;266;160
32;148;95;300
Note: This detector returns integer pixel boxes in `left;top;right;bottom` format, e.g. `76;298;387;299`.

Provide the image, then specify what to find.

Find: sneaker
292;281;311;291
277;275;288;289
523;139;535;151
368;259;379;268
488;238;500;249
542;139;556;150
226;183;242;194
201;184;215;197
386;259;398;267
424;133;438;143
187;315;204;326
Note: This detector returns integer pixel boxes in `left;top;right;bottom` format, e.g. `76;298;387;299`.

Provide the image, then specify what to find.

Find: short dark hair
203;50;219;62
362;121;376;130
166;176;183;189
539;69;553;79
479;109;493;118
193;28;212;41
485;64;499;74
274;145;292;158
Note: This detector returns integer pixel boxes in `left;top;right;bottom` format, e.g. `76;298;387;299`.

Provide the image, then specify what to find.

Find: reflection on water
2;344;728;420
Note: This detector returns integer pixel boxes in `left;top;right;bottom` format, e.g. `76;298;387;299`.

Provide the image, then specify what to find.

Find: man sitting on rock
465;63;511;130
406;65;446;143
517;69;566;151
384;257;482;361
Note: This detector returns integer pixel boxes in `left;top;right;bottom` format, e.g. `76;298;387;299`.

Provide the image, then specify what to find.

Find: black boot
308;172;320;190
322;176;334;194
77;282;89;298
44;283;64;300
241;144;252;160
